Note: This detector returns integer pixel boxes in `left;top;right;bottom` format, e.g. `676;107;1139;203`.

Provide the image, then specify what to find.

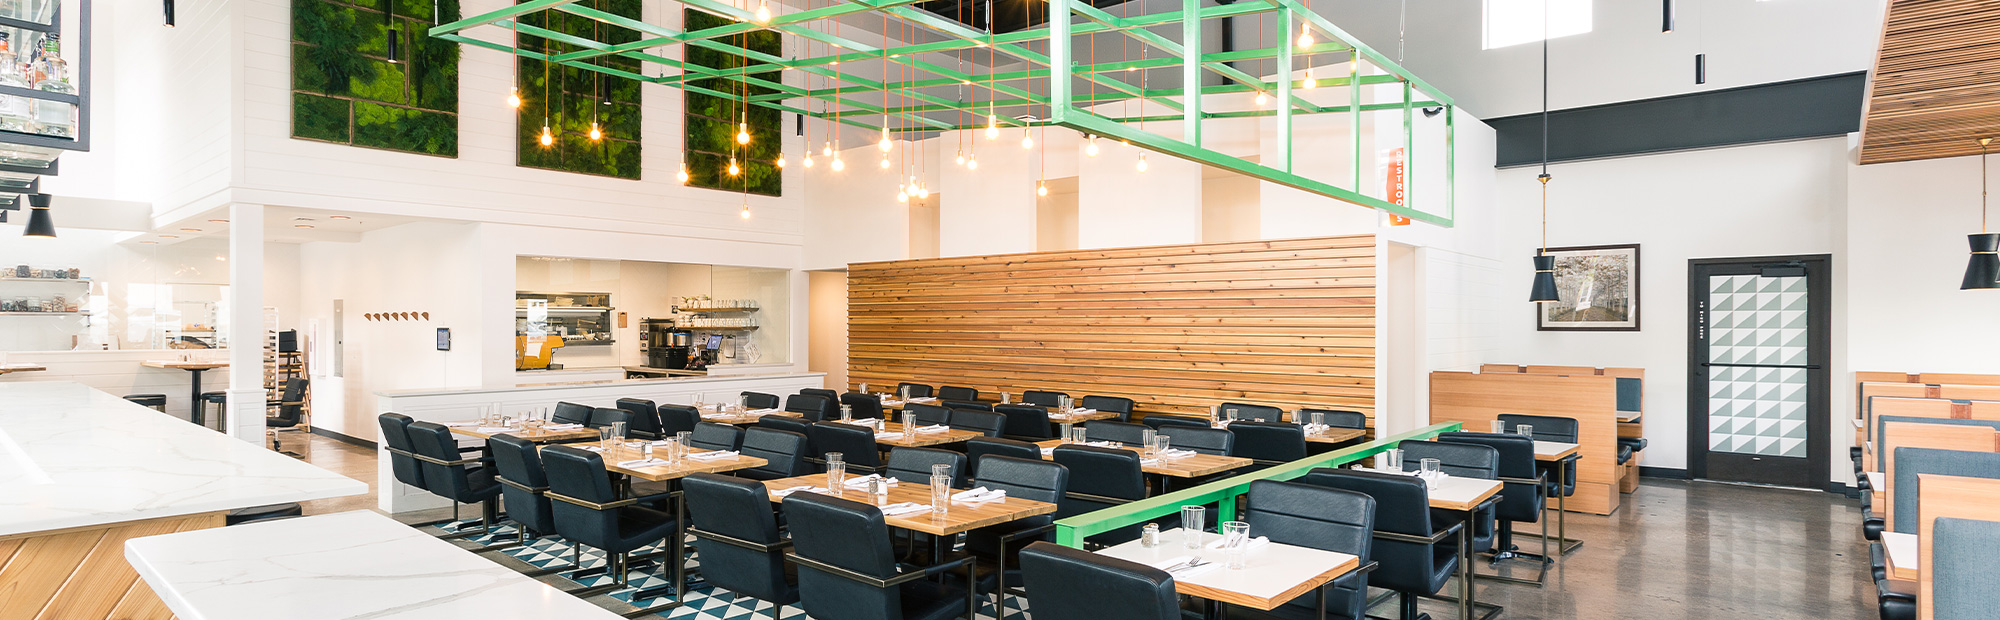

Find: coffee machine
640;318;693;369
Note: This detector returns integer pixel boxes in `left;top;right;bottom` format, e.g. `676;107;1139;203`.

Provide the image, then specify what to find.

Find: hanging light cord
1537;3;1551;255
1984;138;1992;233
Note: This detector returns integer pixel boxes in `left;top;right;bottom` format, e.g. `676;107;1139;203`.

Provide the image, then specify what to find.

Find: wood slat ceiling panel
1859;0;2000;164
846;236;1378;422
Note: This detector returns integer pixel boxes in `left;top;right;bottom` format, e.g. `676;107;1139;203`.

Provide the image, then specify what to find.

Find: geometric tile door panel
1705;274;1809;458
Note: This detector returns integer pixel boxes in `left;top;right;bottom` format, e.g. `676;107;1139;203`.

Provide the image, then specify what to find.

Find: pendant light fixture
1529;9;1560;304
1136;153;1149;172
22;194;54;238
1085;135;1100;157
728;156;741;176
164;0;175;27
1020;127;1034;149
385;3;399;64
507;87;521;108
1963;138;2000;290
677;162;690;184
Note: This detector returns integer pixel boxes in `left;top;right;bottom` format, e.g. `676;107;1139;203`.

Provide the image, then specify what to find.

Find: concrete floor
291;432;1878;620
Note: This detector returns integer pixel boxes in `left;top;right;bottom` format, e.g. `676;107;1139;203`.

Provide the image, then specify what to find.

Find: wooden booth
1431;366;1645;515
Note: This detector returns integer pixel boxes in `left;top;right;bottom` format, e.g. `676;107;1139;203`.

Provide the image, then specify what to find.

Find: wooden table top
1305;427;1367;444
876;421;985;448
1882;531;1917;582
1033;440;1255;478
552;442;767;482
759;474;1057;536
447;423;601;443
142;360;230;370
0;364;46;375
1096;529;1362;611
1534;441;1581;461
699;407;796;425
1047;409;1122;424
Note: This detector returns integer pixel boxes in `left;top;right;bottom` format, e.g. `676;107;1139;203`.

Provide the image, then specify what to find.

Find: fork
1170;559;1212;574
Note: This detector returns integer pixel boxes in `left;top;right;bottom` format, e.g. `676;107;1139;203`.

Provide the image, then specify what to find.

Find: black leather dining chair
1242;479;1378;620
965;437;1042;479
1219;402;1286;423
378;413;429;493
616;398;664;439
905;403;953;427
741;391;781;410
1398;440;1500;556
488;434;558;545
782;492;978;620
1140;414;1210;431
1229;420;1309;465
405;421;502;534
682;473;800;618
996;404;1056;440
124;394;168;412
943;400;991;412
937;386;979;402
758;415;817;457
267;378;307;455
886;447;968;488
967;455;1070;612
542;445;682;595
1300;408;1369;429
1439;431;1549;579
1079;395;1136;422
692;421;746;452
738;427;812;481
1022;390;1067;408
807;422;886;473
840;392;886;420
552;401;595;426
785;394;835;422
658;404;702;436
800;388;839;401
587;407;635;432
1082;420;1149;445
897;383;935;399
1019;541;1180;620
949;408;1007;438
1050;445;1146;546
1297;468;1460;620
1499;413;1579;497
1158;426;1233;456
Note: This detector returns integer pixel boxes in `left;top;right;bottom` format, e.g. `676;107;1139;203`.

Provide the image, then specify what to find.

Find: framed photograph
1537;244;1641;331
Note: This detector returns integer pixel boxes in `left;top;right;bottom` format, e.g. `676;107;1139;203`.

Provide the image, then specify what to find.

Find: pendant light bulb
831;156;846;171
754;0;772;22
822;143;833;157
1021;128;1034;149
775;155;786;168
916;185;930;199
741;204;752;219
507;87;522;108
588;122;602;141
1036;182;1048;197
966;155;979;170
896;186;910;203
728;156;741;176
985;114;999;139
1136;153;1149;172
1302;69;1317;89
803;154;815;168
878;127;893;152
955;150;967;166
737;123;751;145
879;156;891;169
1085;136;1100;157
539;124;554;147
1297;25;1313;49
1254;91;1268;106
676;163;690;184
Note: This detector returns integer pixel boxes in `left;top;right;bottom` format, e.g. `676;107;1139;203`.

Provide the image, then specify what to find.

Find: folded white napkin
1140;458;1160;465
443;421;474;427
843;474;898;487
1158;448;1197;458
746;408;780;415
476;426;517;433
687;450;739;461
617;458;667;468
545;423;585;431
1207;535;1271;551
772;485;821;498
952;487;1007;502
875;432;904;440
917;424;951;434
580;445;606;452
1063;408;1098;416
1148;555;1195;571
908;397;938;403
880;502;930;517
882;399;906;407
1303;423;1331;434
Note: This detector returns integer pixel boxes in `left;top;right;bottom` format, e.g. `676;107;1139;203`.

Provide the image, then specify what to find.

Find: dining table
446;422;601;444
1033;439;1255;478
1533;440;1584;556
757;473;1058;537
1095;527;1363;619
142;359;230;425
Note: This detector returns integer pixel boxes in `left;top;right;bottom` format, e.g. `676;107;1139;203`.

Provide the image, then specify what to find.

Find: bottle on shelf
0;32;34;134
29;32;70;138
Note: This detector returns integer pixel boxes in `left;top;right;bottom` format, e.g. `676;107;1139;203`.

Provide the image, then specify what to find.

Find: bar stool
124;394;168;413
198;391;227;429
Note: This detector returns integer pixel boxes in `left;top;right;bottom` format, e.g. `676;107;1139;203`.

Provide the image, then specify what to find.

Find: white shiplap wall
0;351;234;425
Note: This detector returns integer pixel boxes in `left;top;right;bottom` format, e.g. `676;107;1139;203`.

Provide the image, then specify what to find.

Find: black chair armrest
691;527;794;553
404;450;490;468
1064;491;1136;506
899;554;977;584
547;491;640;511
997;523;1058;546
496;478;548;495
786;552;975;588
1374;521;1463;545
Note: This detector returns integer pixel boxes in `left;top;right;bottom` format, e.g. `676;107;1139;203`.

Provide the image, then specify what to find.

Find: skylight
1483;0;1593;50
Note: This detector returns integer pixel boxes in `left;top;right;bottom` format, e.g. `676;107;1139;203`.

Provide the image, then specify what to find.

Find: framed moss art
684;9;782;196
292;0;460;157
516;0;643;179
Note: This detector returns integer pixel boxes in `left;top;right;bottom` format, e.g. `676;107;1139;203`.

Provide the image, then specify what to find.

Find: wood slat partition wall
0;511;217;620
1858;0;2000;164
846;235;1377;422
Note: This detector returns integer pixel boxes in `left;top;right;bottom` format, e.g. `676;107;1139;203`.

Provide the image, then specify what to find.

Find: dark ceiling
912;0;1139;35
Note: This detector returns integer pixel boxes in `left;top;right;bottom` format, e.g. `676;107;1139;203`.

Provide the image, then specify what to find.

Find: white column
226;204;267;444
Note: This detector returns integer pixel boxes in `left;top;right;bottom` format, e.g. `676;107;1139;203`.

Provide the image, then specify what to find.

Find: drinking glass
1153;435;1172;457
1225;407;1240;422
859;382;870;395
826;453;846;494
931;474;951;514
1384;448;1403;471
1141;428;1158;457
1059;422;1074;443
1311;410;1326;428
694;394;706;409
901;411;916;439
932;463;951;479
899;385;911;401
641;442;655;462
1058;395;1072;412
740;393;751;409
1181;506;1206;551
1221;521;1251;569
662;438;681;464
612;421;628;440
1491;419;1507;433
1421;457;1441;477
999;392;1011;405
840;404;854;422
1071;426;1088;444
1516;424;1535;440
599;427;615;450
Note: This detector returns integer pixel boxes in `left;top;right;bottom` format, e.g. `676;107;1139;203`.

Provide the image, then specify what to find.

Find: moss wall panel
684;9;782;196
515;0;643;179
290;0;460;157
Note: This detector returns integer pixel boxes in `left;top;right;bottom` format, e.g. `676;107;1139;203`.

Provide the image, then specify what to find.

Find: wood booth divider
1916;475;2000;620
1431;369;1632;515
1876;422;2000;526
1854;371;2000;451
845;235;1377;423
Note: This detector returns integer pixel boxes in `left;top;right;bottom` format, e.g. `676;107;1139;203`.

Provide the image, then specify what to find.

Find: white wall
1846;154;2000;372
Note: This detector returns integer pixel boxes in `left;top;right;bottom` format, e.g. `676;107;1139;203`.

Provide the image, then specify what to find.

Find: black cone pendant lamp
22;193;54;238
1963;138;1999;290
1529;15;1560;303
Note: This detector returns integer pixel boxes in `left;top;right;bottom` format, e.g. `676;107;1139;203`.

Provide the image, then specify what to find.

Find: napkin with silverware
952;487;1007;502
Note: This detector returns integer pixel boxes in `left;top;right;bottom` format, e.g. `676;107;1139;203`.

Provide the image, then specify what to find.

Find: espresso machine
640;318;693;369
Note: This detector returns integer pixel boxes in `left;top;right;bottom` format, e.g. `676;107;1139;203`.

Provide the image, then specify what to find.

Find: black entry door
1686;255;1830;489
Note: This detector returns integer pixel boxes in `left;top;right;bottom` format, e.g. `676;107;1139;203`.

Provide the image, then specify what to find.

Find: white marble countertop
0;381;365;536
126;510;628;620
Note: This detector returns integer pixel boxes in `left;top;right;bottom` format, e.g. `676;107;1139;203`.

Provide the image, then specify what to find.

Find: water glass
1384;448;1403;471
840;404;854;422
826;453;846;494
1225;407;1240;422
662;438;681;464
1153;435;1171;457
1516;424;1535;439
677;430;693;450
599;427;615;450
999;391;1011;405
1311;410;1326;428
1181;506;1206;551
899;385;911;401
931;474;951;514
694;394;706;409
1420;457;1441;477
932;463;951;479
612;421;628;440
641;442;655;462
1491;419;1507;433
901;411;917;439
859;382;870;395
1221;521;1251;569
1071;426;1088;444
1140;428;1158;456
1059;422;1074;443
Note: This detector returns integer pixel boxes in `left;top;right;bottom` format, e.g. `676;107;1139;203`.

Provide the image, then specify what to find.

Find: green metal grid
429;0;1455;225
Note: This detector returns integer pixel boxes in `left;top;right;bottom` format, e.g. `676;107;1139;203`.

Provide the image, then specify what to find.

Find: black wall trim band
1490;72;1865;168
1638;466;1690;480
311;426;378;451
